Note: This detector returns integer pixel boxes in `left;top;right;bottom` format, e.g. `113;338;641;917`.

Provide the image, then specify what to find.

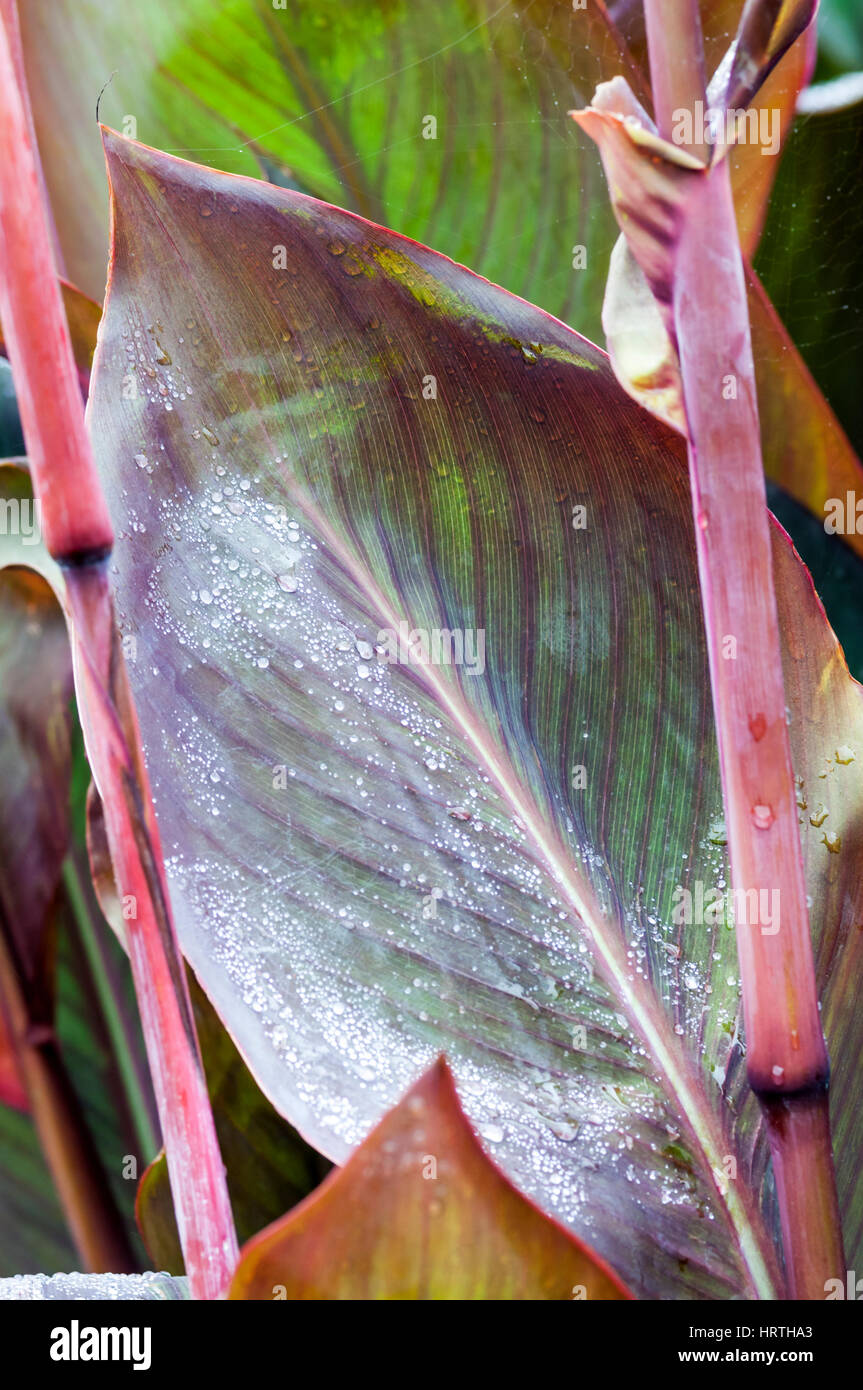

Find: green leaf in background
18;0;805;303
755;96;863;461
0;1105;76;1276
21;0;636;333
19;0;860;544
0;360;25;458
0;550;78;1276
766;480;863;682
86;133;863;1298
230;1058;631;1300
0;465;150;1274
814;0;863;77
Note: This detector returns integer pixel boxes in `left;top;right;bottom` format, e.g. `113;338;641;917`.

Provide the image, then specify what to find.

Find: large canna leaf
83;133;863;1299
230;1058;631;1300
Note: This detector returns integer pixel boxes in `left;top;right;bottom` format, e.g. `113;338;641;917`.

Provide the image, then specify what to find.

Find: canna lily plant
0;0;861;1302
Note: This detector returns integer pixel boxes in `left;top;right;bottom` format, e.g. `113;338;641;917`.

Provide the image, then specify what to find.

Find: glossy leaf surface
85;134;863;1298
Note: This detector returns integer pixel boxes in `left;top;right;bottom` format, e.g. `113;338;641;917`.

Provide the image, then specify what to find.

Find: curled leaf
602;236;686;435
574;79;863;513
571;79;706;432
715;0;819;113
0;483;138;1274
572;79;704;318
0;470;70;1110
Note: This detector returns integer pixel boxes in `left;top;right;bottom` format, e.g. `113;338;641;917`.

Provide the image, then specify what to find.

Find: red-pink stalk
643;0;843;1298
0;2;238;1296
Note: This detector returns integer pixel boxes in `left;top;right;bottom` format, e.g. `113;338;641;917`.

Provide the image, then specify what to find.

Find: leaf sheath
642;0;843;1298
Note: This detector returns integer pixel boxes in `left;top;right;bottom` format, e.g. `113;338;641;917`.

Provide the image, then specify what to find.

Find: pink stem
643;0;843;1298
0;1;237;1297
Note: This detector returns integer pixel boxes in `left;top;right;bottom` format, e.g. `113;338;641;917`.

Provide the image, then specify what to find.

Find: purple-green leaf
86;132;863;1299
712;0;818;113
